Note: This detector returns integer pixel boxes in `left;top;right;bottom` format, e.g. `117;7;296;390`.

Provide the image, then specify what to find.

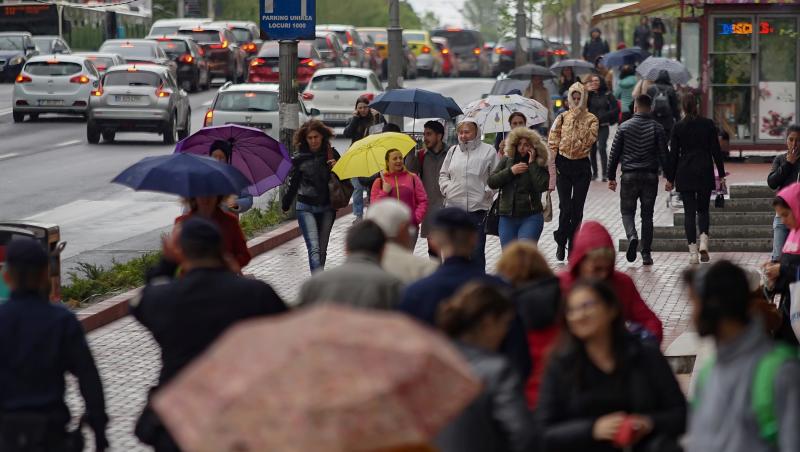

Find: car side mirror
309;108;321;116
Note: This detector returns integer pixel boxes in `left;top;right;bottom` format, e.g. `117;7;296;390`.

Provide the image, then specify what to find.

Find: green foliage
61;253;162;306
419;11;441;31
219;0;259;22
461;0;501;41
239;201;287;239
317;0;421;29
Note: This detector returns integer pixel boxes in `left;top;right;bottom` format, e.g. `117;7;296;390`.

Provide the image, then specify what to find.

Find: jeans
773;215;790;262
296;207;335;272
351;178;365;218
679;190;711;244
468;210;488;270
620;171;659;254
555;154;592;247
590;125;610;179
499;214;545;248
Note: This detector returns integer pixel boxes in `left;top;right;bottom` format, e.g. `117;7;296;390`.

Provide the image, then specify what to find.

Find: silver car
12;54;100;122
86;64;191;144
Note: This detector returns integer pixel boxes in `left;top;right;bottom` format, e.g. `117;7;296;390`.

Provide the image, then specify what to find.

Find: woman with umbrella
343;94;385;222
282;119;341;272
370;148;428;229
559;67;578;95
524;76;552;135
175;195;251;271
208;140;254;215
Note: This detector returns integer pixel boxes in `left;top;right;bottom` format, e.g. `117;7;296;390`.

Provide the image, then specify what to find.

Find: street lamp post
515;0;526;68
278;40;299;217
386;0;403;128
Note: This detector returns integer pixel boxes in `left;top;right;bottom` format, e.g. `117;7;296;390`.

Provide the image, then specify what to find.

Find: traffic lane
0;83;12;115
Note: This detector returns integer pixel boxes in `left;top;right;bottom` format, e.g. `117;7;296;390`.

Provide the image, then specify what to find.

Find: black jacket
282;146;341;209
538;337;687;452
646;72;680;134
587;83;620;126
634;25;652;51
342;111;384;145
607;113;668;181
768;153;800;191
582;36;609;64
667;116;726;192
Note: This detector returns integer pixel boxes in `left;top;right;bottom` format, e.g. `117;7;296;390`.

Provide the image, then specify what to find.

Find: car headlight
9;56;24;66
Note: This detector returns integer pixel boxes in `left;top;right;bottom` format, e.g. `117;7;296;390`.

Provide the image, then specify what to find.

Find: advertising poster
759;81;796;139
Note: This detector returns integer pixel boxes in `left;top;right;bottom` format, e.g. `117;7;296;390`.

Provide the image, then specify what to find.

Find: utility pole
386;0;403;128
570;0;582;59
177;0;184;18
278;40;299;216
515;0;526;68
207;0;214;19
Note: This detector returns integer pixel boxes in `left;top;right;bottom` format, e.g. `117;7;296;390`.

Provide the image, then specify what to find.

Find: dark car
152;35;210;92
98;39;177;77
315;31;350;68
210;21;262;61
177;25;246;83
431;28;490;77
316;25;367;68
491;37;551;75
248;41;329;88
0;32;38;82
547;40;569;64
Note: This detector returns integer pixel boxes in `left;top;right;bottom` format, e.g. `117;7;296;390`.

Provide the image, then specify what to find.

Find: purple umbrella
174;124;291;196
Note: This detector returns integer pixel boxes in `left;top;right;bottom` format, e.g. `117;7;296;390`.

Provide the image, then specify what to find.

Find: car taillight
250;58;265;67
210;40;229;49
91;85;103;96
242;42;257;53
495;47;513;56
70;75;90;84
473;48;481;55
300;58;316;68
179;54;194;63
365;47;373;55
204;109;213;126
156;86;172;97
421;45;430;54
346;31;353;46
96;65;107;71
302;92;314;100
441;48;449;55
15;74;32;83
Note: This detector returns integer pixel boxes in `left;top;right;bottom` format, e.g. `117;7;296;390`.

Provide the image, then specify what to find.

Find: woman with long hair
370;148;428;228
343;94;385;222
281;119;340;271
559;67;578;95
208;139;254;215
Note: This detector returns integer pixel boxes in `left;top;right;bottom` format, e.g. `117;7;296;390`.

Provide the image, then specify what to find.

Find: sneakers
626;238;639;263
641;252;654;266
689;243;700;265
699;233;710;262
556;243;566;262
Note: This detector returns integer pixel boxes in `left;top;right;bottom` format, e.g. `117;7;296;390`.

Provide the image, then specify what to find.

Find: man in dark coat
767;124;800;262
634;16;652;52
132;217;288;451
586;74;620;181
0;238;108;452
582;28;609;64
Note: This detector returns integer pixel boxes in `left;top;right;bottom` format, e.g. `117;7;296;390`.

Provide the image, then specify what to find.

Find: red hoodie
558;221;663;342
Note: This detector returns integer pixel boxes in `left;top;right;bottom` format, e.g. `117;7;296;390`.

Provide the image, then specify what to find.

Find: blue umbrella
601;47;650;68
112;153;251;198
369;88;463;119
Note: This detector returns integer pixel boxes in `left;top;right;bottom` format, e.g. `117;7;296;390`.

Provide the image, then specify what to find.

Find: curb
77;205;353;332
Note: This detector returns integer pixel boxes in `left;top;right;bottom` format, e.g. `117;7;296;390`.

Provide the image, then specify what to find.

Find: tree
420;11;440;31
316;0;422;29
461;0;501;42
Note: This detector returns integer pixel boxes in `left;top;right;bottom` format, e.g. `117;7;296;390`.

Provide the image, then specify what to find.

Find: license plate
325;113;348;120
38;99;63;106
115;95;139;103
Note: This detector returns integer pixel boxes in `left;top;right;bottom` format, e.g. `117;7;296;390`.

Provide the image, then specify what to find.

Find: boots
699;233;710;262
689;243;700;265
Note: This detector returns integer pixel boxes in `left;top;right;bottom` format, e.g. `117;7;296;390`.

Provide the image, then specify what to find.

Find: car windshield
33;38;52;53
24;61;81;76
216;91;278;112
0;36;24;51
157;40;189;57
259;43;313;58
178;30;221;44
101;43;156;58
404;33;426;42
150;26;179;36
314;37;330;50
104;71;161;86
310;74;367;91
432;31;478;48
362;30;386;43
230;28;252;43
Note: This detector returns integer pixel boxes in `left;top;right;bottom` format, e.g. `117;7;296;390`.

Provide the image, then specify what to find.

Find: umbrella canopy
507;64;557;80
111;153;251;198
153;305;481;452
636;57;691;85
174;124;291;196
488;78;529;95
369;88;463;119
601;46;649;68
550;59;595;75
333;132;417;179
463;94;548;133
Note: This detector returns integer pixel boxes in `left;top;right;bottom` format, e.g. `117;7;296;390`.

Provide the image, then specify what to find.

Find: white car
301;68;383;127
204;82;319;141
12;54;100;123
148;18;212;37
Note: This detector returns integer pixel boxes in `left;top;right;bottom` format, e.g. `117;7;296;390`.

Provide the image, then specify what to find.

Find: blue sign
261;0;316;40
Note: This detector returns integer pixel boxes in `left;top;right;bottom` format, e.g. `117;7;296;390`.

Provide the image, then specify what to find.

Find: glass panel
713;86;752;141
712;53;751;84
24;62;82;76
759;18;797;82
714;17;753;52
217;92;279;112
680;22;700;88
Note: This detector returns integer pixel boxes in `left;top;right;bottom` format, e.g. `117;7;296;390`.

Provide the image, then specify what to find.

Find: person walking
547;82;599;261
614;65;637;123
586;73;620;182
538;280;686;452
0;238;108;452
132;217;288;452
665;92;726;264
594;57;614;94
633;16;652;53
297;220;404;309
175;194;251;271
370;148;428;229
208;139;254;215
646;70;681;139
558;67;578;95
282;119;340;272
582;28;609;64
435;283;538;452
494;110;527;154
607;94;669;266
439;118;500;270
365;199;438;283
651;18;666;57
524;75;552;134
766;124;800;262
487;127;550;247
686;261;800;452
406;120;449;257
343;94;385;222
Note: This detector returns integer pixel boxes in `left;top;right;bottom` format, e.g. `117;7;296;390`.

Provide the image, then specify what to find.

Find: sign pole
515;0;526;68
278;40;299;217
387;0;403;128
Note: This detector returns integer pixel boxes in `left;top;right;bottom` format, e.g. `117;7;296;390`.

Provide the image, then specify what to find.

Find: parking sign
261;0;316;40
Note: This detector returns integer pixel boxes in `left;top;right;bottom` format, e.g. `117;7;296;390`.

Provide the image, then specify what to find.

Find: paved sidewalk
70;162;772;450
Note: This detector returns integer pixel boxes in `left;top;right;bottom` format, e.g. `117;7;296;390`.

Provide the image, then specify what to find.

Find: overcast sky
405;0;467;28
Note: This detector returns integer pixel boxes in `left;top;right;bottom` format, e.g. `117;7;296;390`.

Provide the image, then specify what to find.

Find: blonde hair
497;241;554;286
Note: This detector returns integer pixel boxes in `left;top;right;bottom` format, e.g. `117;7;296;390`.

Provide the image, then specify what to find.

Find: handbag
485;196;500;236
543;191;553;222
326;147;354;210
714;193;725;208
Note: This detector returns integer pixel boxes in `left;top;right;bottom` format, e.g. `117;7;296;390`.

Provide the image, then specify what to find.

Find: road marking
0;153;19;160
0;108;12;116
52;139;81;149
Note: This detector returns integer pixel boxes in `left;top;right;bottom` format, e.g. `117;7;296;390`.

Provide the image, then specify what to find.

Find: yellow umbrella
333;132;417;179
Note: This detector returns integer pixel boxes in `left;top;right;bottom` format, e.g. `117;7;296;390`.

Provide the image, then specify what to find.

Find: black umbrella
550;59;595;75
507;64;557;80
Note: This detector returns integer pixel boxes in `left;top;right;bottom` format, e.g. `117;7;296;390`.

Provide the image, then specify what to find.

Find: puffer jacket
370;170;428;226
487;127;550;217
547;82;599;190
607;112;668;181
282;146;341;209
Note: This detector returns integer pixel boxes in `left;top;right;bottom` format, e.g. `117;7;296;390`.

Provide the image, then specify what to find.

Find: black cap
432;207;477;232
5;237;48;270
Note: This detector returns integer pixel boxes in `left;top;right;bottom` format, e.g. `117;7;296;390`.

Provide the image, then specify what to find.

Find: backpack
693;344;798;446
650;85;672;120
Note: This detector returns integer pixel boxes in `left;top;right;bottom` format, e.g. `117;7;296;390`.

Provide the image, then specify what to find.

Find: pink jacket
371;170;428;226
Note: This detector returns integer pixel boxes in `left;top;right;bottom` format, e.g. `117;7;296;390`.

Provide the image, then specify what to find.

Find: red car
248;42;328;87
432;36;459;78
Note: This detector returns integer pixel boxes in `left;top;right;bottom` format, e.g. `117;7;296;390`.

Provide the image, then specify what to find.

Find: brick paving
69;161;772;450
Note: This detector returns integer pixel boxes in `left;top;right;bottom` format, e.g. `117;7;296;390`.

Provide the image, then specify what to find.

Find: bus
0;1;151;51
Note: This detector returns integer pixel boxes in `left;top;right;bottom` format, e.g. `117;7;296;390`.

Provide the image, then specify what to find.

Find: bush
239;201;286;239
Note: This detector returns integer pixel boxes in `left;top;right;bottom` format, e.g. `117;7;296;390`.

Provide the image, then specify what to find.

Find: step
674;212;774;226
711;197;773;212
729;184;774;199
653;225;773;239
618;238;772;252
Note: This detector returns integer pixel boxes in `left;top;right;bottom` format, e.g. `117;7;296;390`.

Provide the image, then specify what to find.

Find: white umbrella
462;95;549;134
636;57;691;85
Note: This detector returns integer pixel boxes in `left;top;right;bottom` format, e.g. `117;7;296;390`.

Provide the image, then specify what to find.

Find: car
403;29;442;78
99;39;177;77
177;25;246;83
248;41;329;88
355;28;415;80
72;52;125;76
357;27;388;62
148;18;212;37
491;37;551;75
0;32;38;82
315;31;350;68
151;35;210;92
209;21;262;61
361;34;384;79
86;64;190;145
203;82;319;141
547;40;569;64
301;68;383;127
431;36;459;78
431;28;491;77
316;25;367;68
32;36;71;55
12;54;99;122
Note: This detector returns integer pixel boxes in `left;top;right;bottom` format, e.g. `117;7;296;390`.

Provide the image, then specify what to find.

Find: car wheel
178;110;191;140
12;111;24;123
87;121;100;144
102;131;115;142
163;113;177;145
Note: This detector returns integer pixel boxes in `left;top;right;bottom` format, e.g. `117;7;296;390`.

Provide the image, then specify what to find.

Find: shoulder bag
326;146;354;210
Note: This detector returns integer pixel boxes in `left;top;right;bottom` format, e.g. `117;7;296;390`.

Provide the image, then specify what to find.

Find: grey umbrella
508;64;557;80
636;57;692;85
550;59;595;75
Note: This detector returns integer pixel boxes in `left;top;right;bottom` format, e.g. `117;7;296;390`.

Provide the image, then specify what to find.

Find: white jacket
439;138;500;212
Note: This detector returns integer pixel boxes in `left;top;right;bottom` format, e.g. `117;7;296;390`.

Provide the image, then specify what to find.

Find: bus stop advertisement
0;222;66;303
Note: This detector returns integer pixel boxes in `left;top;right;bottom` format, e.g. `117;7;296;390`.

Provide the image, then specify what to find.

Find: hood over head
504;127;548;167
456;117;483;151
779;183;800;254
567;82;588;110
655;69;672;85
568;221;615;273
